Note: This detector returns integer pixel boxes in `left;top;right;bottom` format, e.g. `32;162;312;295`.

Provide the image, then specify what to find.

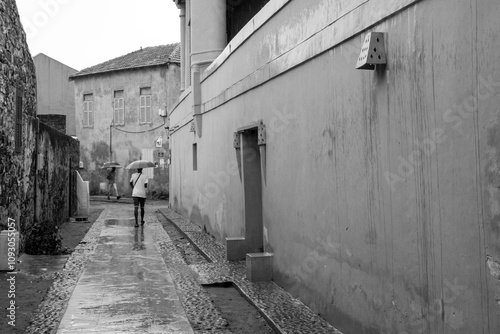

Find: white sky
15;0;181;71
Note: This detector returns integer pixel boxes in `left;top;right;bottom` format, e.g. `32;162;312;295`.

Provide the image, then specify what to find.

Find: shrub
23;220;64;255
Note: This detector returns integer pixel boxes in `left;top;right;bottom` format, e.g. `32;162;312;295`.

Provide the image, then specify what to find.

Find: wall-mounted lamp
158;108;168;117
355;32;386;70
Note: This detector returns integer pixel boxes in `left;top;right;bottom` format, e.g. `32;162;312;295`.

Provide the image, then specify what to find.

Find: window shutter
83;102;88;126
89;101;94;127
14;89;23;154
140;96;145;123
146;95;151;123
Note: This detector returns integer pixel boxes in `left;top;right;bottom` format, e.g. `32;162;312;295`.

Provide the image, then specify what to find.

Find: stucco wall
169;0;500;333
33;53;77;136
74;65;180;197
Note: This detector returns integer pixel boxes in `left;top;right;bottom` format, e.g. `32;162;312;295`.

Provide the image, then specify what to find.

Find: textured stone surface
22;205;341;334
23;209;106;334
0;0;79;253
157;208;342;334
0;0;38;248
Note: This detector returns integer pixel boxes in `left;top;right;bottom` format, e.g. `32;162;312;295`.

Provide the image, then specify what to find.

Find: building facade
71;45;180;197
168;0;500;333
33;53;78;136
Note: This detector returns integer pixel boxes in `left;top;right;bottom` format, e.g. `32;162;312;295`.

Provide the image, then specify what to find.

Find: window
192;143;197;171
83;94;94;127
139;87;152;124
113;90;124;125
14;88;23;154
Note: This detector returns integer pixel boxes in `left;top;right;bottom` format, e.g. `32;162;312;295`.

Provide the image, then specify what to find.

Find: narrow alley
21;201;340;334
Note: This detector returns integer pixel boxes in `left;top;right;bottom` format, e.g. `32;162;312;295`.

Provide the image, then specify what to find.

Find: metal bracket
190;121;196;133
258;120;266;145
233;132;240;149
356;32;386;70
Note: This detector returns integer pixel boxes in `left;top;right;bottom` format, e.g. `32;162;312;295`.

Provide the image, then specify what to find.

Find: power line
112;120;165;134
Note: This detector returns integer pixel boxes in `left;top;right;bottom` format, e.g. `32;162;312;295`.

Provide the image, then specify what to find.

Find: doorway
240;129;263;253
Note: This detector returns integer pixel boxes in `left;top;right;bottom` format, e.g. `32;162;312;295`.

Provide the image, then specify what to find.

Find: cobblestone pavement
24;208;107;334
23;203;341;334
156;208;342;334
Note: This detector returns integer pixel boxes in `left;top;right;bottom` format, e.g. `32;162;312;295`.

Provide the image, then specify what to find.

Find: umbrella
100;161;122;169
125;160;156;170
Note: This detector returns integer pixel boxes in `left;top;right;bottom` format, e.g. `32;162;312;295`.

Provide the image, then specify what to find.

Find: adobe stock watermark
280;234;341;294
184;108;296;210
19;0;73;40
385;74;500;191
5;218;18;327
399;277;467;333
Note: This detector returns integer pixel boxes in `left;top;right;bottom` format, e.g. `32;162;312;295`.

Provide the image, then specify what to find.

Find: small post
109;120;113;162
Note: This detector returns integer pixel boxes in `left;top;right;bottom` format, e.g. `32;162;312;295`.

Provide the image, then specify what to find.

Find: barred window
83;94;94;128
113;90;124;125
139;87;151;124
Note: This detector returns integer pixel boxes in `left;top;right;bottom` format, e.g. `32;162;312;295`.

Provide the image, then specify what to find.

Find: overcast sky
15;0;181;71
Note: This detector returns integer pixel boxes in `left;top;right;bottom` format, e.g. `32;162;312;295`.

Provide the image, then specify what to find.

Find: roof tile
70;43;180;80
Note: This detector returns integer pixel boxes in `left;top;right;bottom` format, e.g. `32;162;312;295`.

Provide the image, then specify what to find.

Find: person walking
106;167;121;200
130;168;148;227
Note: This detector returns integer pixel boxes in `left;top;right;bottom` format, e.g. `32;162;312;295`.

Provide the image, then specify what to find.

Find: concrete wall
169;0;500;332
74;65;180;197
0;0;80;253
33;53;77;136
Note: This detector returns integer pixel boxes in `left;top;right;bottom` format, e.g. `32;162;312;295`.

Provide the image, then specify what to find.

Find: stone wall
35;121;79;225
38;114;66;133
0;0;38;247
0;0;80;253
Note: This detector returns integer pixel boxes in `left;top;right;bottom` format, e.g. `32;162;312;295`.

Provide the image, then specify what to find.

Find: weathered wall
0;0;80;253
0;0;38;250
33;53;77;136
74;65;180;197
169;0;500;332
35;122;79;225
38;114;66;133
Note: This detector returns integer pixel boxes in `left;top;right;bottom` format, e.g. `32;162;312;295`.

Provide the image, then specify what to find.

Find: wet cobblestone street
21;203;342;334
156;208;342;334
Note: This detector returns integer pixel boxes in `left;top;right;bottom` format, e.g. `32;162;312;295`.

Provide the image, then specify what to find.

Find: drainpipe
179;6;186;91
109;120;113;162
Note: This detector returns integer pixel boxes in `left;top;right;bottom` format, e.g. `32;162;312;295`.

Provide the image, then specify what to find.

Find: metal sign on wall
155;136;162;148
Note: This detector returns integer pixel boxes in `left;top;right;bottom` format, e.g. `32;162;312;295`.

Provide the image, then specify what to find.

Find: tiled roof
69;43;180;80
169;44;181;63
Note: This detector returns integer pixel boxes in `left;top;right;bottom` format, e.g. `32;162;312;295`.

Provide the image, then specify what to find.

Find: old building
70;44;180;197
33;53;78;135
168;0;500;333
0;0;79;252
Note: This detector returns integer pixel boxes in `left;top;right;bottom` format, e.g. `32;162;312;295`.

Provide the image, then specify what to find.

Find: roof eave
68;61;178;81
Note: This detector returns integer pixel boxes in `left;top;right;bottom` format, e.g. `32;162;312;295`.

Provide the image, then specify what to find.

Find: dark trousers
133;197;146;223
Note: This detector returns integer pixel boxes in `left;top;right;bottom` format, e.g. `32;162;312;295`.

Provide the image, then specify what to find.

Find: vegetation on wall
23;219;65;255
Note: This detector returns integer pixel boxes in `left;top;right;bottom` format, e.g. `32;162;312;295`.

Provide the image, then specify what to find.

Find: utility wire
112;119;165;134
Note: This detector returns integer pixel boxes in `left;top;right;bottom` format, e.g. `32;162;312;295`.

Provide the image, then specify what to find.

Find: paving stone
23;210;107;334
157;208;343;334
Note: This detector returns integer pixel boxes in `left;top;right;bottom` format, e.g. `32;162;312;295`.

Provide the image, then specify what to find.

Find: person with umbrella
127;160;155;227
103;162;122;201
